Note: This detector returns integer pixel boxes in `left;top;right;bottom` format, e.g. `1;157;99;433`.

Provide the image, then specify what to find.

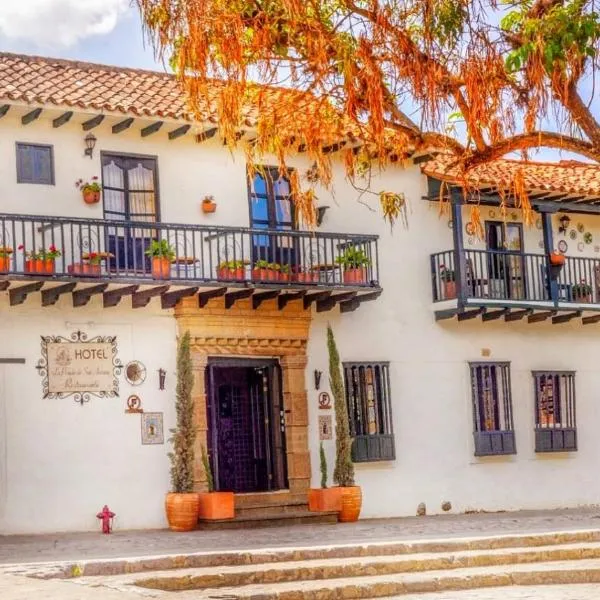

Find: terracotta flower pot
202;200;217;214
151;257;171;279
26;259;53;274
252;268;278;282
343;268;367;285
574;294;592;304
42;259;55;274
218;267;245;281
278;271;291;282
308;488;342;512
165;492;200;532
0;256;10;273
443;280;456;299
198;491;235;520
83;191;101;204
83;263;101;276
338;486;362;522
67;263;85;275
549;252;565;266
294;272;319;283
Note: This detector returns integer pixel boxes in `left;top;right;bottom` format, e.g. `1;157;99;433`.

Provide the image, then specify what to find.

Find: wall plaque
37;330;122;404
319;415;332;440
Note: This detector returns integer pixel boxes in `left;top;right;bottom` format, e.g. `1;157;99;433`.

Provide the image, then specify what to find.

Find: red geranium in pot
0;246;13;273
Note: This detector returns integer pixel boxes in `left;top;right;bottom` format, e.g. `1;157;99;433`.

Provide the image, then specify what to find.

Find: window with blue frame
16;143;54;185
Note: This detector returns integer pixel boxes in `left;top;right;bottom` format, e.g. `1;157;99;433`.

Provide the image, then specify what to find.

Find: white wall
0;296;177;534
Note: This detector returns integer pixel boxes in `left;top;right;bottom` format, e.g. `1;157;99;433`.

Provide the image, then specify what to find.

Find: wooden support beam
132;285;169;308
457;308;486;321
304;291;331;310
196;127;218;143
412;153;436;165
112;118;134;134
339;290;383;313
141;121;163;137
252;290;279;310
161;287;198;309
82;115;105;131
434;308;458;321
52;111;73;128
103;285;139;308
552;311;582;324
0;281;10;291
481;308;509;322
316;292;357;313
322;141;346;154
72;284;108;307
41;283;76;307
198;287;226;308
0;105;10;118
168;124;191;140
9;282;43;306
224;288;253;309
278;291;306;310
528;311;556;324
505;309;533;322
21;108;42;125
582;314;600;325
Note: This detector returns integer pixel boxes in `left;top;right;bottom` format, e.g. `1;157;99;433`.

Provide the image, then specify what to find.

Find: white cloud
0;0;130;48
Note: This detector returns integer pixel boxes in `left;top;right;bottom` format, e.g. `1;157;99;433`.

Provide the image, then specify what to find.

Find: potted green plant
197;446;235;520
328;324;361;522
308;442;341;512
165;331;200;531
145;239;175;279
439;264;456;299
335;246;371;285
294;268;319;283
0;246;13;273
252;260;280;282
278;264;291;282
75;177;102;204
572;280;593;303
218;260;245;281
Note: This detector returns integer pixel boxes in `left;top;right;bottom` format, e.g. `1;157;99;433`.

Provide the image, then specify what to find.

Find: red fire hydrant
96;505;115;534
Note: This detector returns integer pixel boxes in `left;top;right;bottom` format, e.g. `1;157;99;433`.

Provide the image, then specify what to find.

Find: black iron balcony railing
0;213;380;289
431;249;600;306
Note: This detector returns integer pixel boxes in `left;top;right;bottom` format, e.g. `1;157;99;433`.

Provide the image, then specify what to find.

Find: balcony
431;249;600;324
0;213;381;312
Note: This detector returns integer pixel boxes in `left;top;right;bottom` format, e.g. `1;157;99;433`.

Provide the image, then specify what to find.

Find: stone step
234;492;307;510
125;541;600;591
19;529;600;579
234;502;314;518
134;558;600;599
197;509;338;530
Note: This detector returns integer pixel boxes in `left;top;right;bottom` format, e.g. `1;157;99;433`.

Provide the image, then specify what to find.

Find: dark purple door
206;361;288;493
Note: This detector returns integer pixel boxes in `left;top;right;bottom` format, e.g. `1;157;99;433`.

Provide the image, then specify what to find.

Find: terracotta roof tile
423;154;600;200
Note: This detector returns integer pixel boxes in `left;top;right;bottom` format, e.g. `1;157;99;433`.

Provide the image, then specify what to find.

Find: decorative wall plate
577;222;585;233
125;361;146;386
125;395;143;413
569;229;577;240
535;218;542;230
584;232;593;244
557;240;568;253
465;222;476;236
578;242;585;252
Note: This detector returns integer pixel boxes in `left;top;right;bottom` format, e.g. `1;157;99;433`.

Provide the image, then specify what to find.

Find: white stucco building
1;52;600;534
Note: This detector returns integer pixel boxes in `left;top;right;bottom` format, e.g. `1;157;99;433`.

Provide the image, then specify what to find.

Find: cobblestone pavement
391;585;600;599
2;507;600;565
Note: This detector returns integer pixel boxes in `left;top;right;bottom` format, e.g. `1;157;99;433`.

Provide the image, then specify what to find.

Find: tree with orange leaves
136;0;600;223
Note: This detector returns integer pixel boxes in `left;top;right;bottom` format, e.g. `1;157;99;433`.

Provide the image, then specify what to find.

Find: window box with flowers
252;260;280;282
76;177;102;204
572;280;593;303
19;245;61;274
439;265;456;299
0;247;13;273
217;260;246;281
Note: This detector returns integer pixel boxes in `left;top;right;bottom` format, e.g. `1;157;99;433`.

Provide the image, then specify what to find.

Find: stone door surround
175;296;311;502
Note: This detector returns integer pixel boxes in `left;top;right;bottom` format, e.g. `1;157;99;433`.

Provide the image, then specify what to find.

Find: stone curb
8;528;600;580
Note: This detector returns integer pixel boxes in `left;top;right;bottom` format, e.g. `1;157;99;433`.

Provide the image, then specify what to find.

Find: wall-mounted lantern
84;133;97;159
314;369;322;390
558;214;571;235
158;368;166;391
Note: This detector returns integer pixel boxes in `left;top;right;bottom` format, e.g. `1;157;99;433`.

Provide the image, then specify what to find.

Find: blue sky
0;2;161;71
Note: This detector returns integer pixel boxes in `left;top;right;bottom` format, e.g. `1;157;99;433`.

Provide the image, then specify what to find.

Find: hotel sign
37;331;122;404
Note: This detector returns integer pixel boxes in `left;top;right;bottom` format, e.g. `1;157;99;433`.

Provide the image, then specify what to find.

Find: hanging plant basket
83;190;101;204
202;198;217;213
549;252;565;266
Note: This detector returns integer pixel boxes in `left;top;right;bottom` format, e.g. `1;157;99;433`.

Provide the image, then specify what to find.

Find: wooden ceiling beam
72;284;108;307
339;290;382;313
552;311;582;324
22;108;42;125
41;283;76;307
505;309;532;322
112;118;134;134
527;310;556;323
0;105;10;118
224;288;253;309
278;290;306;310
168;124;191;140
481;308;509;322
252;290;280;310
304;291;331;309
198;287;226;308
9;282;43;306
132;285;170;308
582;314;600;325
160;287;198;309
82;115;105;131
103;285;139;308
196;127;218;143
52;111;73;128
141;121;164;137
457;307;486;321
